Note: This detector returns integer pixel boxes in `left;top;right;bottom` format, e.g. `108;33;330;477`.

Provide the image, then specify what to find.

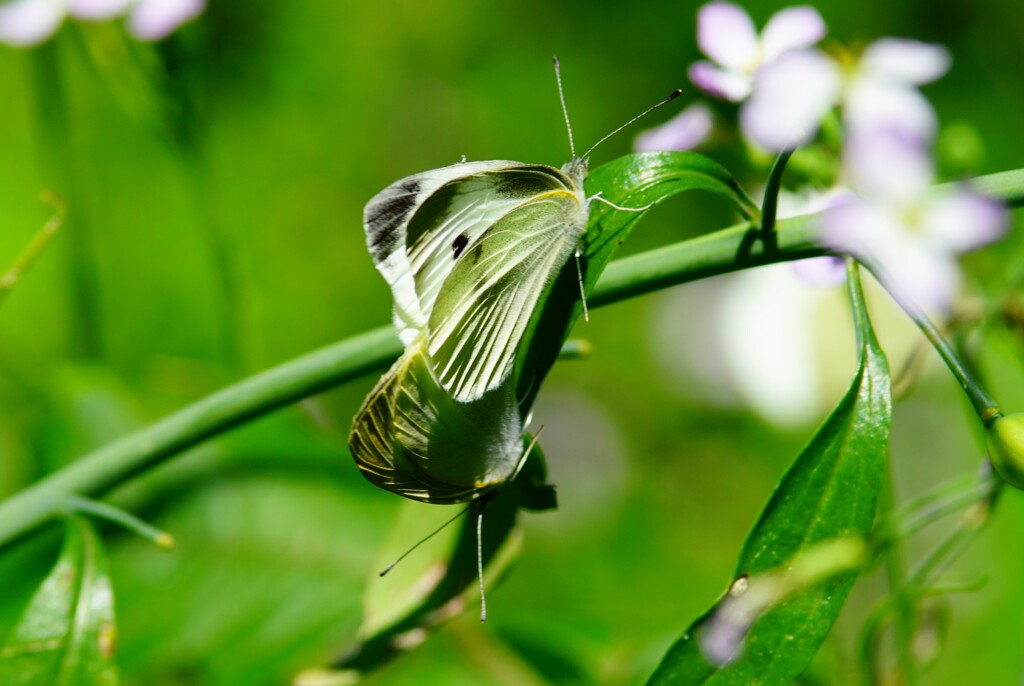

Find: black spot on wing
452;232;469;259
365;179;421;262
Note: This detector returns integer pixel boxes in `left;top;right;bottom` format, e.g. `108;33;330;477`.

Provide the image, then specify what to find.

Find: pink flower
740;38;950;151
820;133;1006;312
689;3;827;102
633;102;714;152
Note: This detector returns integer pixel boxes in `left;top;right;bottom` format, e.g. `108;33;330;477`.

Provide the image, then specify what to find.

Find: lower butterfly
349;59;680;504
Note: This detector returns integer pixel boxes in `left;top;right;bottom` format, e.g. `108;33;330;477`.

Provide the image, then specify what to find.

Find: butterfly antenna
581;88;683;160
553;56;576;159
477;511;487;622
379;505;472;576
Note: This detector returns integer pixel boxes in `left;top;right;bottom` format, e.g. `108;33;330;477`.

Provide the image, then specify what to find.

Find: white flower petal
68;0;132;20
862;38;951;85
760;6;827;62
634;103;714;152
922;191;1007;252
823;197;963;313
697;2;759;72
740;49;840;151
845;77;938;142
688;61;752;101
819;197;900;257
0;0;63;47
790;256;847;286
128;0;205;40
720;264;826;428
843;131;934;202
875;240;959;312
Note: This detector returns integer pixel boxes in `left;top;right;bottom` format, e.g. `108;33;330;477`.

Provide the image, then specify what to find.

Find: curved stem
862;261;1003;427
759;149;793;238
0;168;1020;552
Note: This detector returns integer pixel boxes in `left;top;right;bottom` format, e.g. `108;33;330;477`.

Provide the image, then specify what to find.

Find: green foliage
0;517;118;686
648;265;892;684
0;3;1021;685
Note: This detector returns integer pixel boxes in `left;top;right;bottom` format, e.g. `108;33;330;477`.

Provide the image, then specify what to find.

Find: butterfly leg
575;248;589;322
589;191;655;213
477;511;487;622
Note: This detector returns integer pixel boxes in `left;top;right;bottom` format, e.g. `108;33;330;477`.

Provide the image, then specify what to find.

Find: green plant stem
590;214;819;308
0;198;64;308
892;292;1002;427
65;495;174;549
879;460;917;684
0;168;1021;552
0;326;399;552
29;41;104;360
759;149;793;237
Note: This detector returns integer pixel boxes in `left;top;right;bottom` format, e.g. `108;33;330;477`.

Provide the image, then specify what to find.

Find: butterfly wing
349;341;525;504
426;183;588;402
364;160;519;344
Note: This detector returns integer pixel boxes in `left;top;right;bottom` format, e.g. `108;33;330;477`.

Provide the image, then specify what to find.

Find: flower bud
987;414;1024;489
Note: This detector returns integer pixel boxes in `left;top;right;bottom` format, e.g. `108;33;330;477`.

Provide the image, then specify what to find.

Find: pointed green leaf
648;263;892;685
312;446;556;681
516;151;757;411
0;517;119;686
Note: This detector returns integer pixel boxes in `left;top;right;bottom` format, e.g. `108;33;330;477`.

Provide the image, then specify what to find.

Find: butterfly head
561;156;589;186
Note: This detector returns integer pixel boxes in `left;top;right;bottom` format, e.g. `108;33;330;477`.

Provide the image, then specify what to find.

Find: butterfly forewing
427;183;587;402
364;160;517;344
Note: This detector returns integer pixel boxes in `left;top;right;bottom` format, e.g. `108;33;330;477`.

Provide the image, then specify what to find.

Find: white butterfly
350;61;679;504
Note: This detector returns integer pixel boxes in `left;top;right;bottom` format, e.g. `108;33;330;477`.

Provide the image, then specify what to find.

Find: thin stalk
0;168;1020;552
908;484;1000;589
879;479;993;543
879;461;917;684
65;495;174;549
29;40;104;360
759;149;793;238
889;286;1002;427
0;196;65;308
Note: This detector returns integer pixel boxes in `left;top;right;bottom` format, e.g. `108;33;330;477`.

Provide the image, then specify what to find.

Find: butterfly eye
452;233;469;259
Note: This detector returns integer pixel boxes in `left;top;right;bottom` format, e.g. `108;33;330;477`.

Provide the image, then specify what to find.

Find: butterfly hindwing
349;340;525;504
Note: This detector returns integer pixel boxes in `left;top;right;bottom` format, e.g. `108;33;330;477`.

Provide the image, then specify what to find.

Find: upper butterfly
366;156;591;402
350;60;680;503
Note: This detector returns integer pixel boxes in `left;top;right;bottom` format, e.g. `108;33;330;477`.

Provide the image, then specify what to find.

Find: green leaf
308;448;554;682
0;517;119;686
647;262;892;685
516;151;757;412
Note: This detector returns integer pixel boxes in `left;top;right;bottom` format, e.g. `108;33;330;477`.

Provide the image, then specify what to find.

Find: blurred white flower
740;38;950;151
820;132;1007;312
844;39;951;142
651;261;923;429
0;0;63;46
689;2;827;102
633;102;714;152
740;49;840;151
0;0;204;46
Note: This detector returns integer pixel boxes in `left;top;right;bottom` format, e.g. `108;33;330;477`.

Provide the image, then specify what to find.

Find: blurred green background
1;0;1022;683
